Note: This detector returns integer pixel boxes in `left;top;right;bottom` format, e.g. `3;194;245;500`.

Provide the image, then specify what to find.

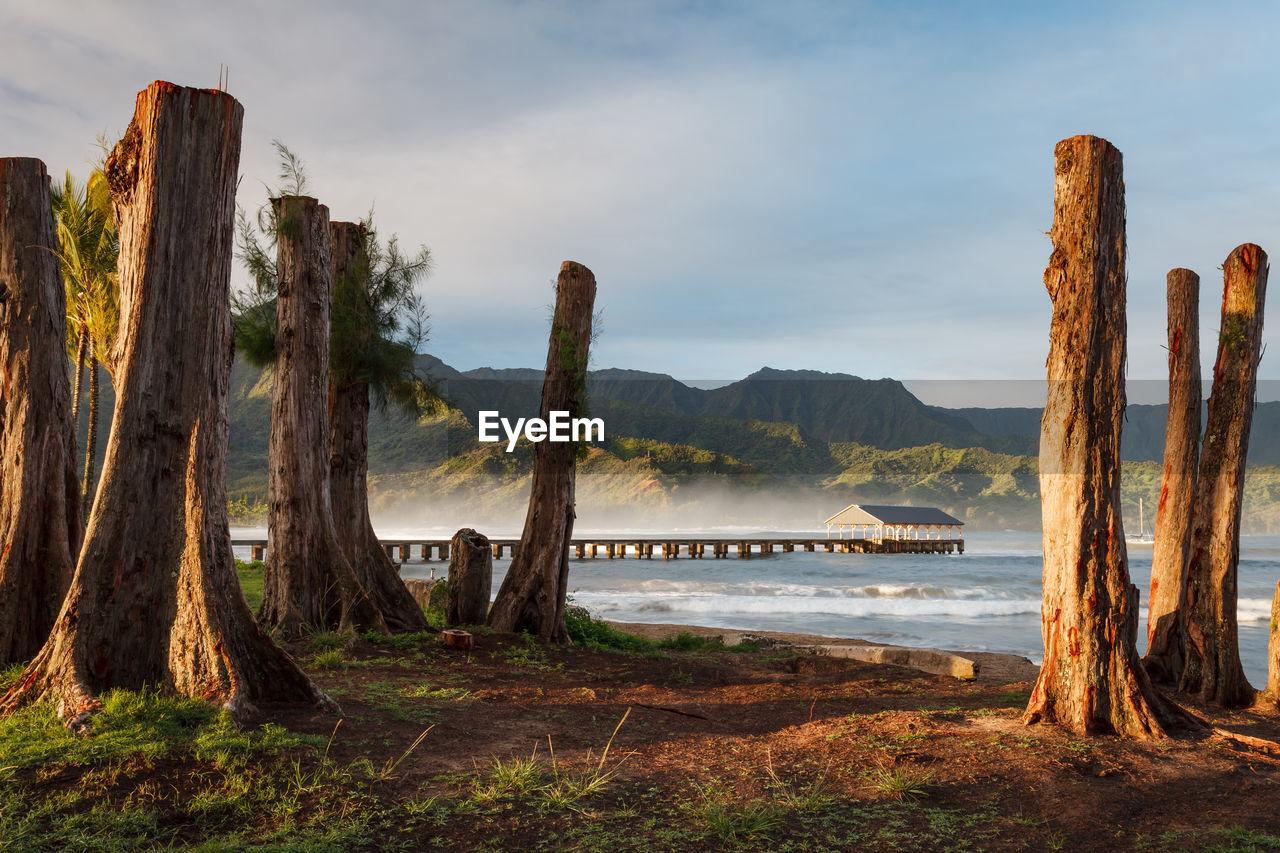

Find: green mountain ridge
79;355;1280;533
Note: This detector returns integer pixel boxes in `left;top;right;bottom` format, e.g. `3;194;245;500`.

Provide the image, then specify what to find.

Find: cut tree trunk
259;198;385;639
447;528;492;627
1144;268;1201;683
1023;135;1168;739
1268;580;1280;702
327;221;428;633
0;157;81;665
1180;243;1268;707
487;261;597;642
0;82;332;722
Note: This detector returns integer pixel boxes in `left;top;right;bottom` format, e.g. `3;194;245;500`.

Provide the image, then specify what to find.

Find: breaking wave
572;590;1040;620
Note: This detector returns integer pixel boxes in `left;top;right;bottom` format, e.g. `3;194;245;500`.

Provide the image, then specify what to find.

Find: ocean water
232;528;1280;686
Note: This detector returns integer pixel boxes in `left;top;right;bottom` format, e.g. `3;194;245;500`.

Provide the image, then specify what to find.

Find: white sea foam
631;579;1018;600
571;591;1041;619
1239;598;1274;622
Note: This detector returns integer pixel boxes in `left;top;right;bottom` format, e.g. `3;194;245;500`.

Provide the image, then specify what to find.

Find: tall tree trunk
81;333;99;504
1023;135;1168;739
0;82;332;722
259;199;385;639
0;157;81;665
1144;268;1201;683
488;261;596;642
1179;243;1267;707
1268;580;1280;702
328;221;428;633
71;325;87;424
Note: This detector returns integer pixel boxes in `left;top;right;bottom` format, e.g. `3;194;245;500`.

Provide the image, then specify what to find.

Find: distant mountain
942;401;1280;465
700;368;1029;452
77;353;1280;532
421;360;1031;456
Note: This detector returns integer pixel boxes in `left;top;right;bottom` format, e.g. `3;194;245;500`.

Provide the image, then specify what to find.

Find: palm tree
50;169;119;507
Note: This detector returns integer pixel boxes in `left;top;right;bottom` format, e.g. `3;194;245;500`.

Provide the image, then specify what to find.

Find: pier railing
232;536;963;563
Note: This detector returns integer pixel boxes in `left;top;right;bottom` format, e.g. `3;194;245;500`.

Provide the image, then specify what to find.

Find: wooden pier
233;536;963;563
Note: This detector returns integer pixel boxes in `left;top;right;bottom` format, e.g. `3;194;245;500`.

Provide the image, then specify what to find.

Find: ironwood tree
256;196;386;639
328;219;430;632
1144;268;1201;684
488;261;597;642
1180;243;1268;707
0;157;81;665
0;82;333;722
1269;580;1280;702
1023;135;1168;739
234;149;434;635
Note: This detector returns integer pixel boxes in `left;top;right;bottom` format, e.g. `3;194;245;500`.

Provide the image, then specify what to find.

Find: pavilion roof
824;504;964;527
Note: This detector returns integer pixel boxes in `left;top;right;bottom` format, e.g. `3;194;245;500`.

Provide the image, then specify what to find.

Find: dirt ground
258;623;1280;851
9;621;1280;850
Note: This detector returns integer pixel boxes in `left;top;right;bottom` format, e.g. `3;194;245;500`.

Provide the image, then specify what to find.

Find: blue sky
3;1;1278;403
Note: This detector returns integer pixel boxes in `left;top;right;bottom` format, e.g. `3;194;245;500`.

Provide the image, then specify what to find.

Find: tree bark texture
1179;243;1267;707
0;157;81;665
327;220;427;632
1023;135;1168;739
487;261;597;642
1144;268;1201;683
260;198;385;639
1268;580;1280;701
0;83;332;722
447;528;492;627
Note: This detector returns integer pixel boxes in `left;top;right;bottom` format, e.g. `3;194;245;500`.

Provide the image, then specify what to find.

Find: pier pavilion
824;504;964;542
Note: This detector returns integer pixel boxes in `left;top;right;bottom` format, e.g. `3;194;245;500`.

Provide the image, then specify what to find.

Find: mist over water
234;514;1280;686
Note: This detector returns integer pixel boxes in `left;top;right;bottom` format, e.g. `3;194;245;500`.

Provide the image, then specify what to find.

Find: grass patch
313;649;354;670
472;752;544;803
1202;826;1280;852
307;628;354;651
406;685;474;701
501;633;561;671
865;766;935;799
0;662;26;691
234;559;264;611
565;607;655;653
684;783;784;841
541;709;632;811
0;689;314;770
765;750;833;811
656;631;719;652
363;629;441;650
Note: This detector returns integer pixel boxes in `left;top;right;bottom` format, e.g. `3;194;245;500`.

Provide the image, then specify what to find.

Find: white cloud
4;0;1280;397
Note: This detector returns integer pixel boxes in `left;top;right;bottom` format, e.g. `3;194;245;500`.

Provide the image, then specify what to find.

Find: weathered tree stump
488;261;597;642
1268;580;1280;701
441;629;473;651
1023;135;1168;739
328;220;429;633
1145;268;1201;683
259;197;385;639
1180;243;1268;707
403;578;438;611
0;157;81;664
447;528;492;626
1;82;333;722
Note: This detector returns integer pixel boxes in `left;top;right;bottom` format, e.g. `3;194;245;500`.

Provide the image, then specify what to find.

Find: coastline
606;620;1041;686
